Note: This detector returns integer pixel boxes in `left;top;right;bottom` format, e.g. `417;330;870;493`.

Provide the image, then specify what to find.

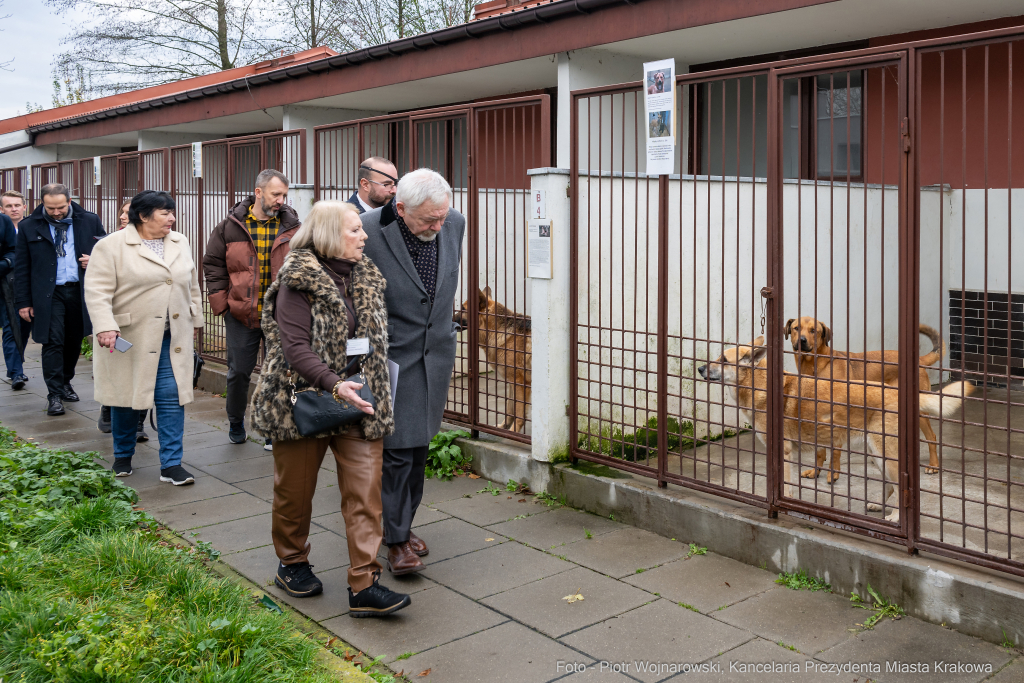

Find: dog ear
820;323;832;346
784;319;795;338
478;288;489;309
746;344;768;366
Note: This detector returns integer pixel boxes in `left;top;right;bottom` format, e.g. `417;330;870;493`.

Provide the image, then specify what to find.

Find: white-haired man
361;168;465;576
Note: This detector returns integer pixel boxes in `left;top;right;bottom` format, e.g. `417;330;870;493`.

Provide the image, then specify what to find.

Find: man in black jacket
0;212;27;390
14;184;106;415
346;157;398;215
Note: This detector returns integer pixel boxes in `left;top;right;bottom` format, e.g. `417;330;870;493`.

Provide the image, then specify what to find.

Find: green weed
506;479;531;494
577;417;744;463
777;641;797;651
686;543;708;558
584;528;593;539
776;569;831;593
534;491;566;507
850;584;904;629
478;482;503;496
678;602;700;613
427;430;472;480
396;652;415;661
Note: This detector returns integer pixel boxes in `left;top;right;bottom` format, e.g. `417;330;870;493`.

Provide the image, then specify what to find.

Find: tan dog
454;287;532;432
785;318;946;481
697;338;970;522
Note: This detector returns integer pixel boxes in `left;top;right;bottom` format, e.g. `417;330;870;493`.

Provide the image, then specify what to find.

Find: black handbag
289;352;377;438
193;351;205;389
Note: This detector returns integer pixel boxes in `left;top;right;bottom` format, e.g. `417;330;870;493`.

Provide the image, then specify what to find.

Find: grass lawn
0;424;362;682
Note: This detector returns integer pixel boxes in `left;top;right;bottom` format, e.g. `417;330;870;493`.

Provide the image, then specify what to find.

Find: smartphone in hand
113;336;133;353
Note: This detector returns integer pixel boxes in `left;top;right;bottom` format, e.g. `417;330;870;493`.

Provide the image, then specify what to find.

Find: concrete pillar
289;184;315;222
281;105;386;185
528;168;572;462
556;48;643;169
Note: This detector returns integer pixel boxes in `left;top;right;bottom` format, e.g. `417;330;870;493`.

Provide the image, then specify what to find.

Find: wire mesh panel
362;119;412;177
29;163;62;207
669;72;771;504
470;100;548;441
200;142;230;363
571;85;662;477
140;150;168;192
773;56;911;538
98;157;120;229
0;167;25;194
265;131;305;184
118;156;139;210
77;159;98;217
914;34;1024;572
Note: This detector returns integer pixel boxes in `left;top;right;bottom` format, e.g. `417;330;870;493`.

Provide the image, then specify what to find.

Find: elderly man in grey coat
361;168;465;575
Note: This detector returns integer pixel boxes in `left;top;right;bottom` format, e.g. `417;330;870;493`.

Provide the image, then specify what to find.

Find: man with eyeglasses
347;157;398;214
361;168;464;576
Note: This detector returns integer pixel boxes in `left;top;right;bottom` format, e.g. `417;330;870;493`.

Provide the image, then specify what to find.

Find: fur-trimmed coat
249;248;394;442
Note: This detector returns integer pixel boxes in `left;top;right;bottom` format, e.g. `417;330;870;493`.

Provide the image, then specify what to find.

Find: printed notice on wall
643;58;676;176
93;156;102;186
527;219;552;279
192;142;203;178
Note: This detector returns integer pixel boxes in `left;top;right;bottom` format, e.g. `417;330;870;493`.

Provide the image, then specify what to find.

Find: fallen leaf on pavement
724;582;730;587
562;589;584;604
344;653;356;662
327;637;336;648
418;669;432;677
468;473;481;479
518;498;526;502
485;538;495;542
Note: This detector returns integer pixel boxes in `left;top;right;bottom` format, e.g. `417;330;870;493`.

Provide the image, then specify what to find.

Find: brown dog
785;317;946;481
697;338;970;521
454;287;532;432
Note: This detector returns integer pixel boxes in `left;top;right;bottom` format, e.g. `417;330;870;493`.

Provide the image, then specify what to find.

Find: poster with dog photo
643;58;675;175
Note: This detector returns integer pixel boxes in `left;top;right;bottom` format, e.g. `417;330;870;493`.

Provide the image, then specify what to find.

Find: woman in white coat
84;191;204;485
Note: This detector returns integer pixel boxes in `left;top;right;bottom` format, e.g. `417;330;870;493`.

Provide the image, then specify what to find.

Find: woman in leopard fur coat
250;200;409;617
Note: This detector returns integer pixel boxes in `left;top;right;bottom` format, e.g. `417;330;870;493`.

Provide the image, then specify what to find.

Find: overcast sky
0;0;87;120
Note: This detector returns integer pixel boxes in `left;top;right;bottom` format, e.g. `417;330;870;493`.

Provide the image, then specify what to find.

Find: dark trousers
224;312;264;424
381;445;428;546
0;301;29;379
42;283;84;398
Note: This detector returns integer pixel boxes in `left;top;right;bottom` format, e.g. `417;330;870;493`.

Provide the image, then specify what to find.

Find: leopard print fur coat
249;248;394;442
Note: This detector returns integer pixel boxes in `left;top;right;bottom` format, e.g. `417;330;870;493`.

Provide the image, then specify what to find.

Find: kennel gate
315;95;550;444
571;25;1024;577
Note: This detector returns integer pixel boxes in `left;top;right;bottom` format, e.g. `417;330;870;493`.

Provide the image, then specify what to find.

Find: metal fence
571;25;1024;577
0;167;26;195
315;95;549;443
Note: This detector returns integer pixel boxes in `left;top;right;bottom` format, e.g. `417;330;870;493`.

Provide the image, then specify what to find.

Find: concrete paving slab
398;620;593;683
189;512;273;553
312;511;348;537
486;507;624;549
322;585;507;663
265;566;354;621
562;600;752;683
707;638;839;683
412;505;451;528
481;566;651;638
434;491;552;527
155;491;271;530
421;475;491;504
182;429;237;451
715;586;862;655
235;473;334;502
195;456;276;483
557;528;688;578
183;442;269;468
990;658;1024;683
221;538;283;586
623;552;777;613
817;615;1013;683
555;666;636;683
311;485;344;518
405;517;507;563
132;474;240;509
422;540;574;599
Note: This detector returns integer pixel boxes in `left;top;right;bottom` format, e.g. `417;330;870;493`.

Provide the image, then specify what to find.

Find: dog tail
919;325;945;367
919;381;974;418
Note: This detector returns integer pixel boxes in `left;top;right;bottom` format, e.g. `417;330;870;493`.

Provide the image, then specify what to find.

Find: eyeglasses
366;179;396;190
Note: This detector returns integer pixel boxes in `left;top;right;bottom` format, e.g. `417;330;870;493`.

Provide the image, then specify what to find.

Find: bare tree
47;0;283;95
277;0;361;53
346;0;480;46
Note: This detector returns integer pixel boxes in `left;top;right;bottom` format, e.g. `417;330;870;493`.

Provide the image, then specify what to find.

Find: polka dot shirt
396;211;438;304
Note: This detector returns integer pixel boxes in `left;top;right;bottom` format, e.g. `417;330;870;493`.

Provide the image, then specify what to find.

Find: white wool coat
84;226;203;409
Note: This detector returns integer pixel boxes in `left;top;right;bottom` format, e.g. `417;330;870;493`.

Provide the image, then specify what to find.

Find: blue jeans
0;301;26;380
112;331;183;469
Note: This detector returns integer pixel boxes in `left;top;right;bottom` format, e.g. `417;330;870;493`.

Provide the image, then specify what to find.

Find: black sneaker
47;395;65;416
98;405;112;433
112;458;133;477
136;411;149;442
264;438;273;452
159;465;195;486
62;384;80;402
275;562;323;598
348;573;411;618
11;375;26;391
229;421;246;444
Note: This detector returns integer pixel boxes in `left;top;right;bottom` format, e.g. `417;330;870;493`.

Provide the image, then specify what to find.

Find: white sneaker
264;438;273;452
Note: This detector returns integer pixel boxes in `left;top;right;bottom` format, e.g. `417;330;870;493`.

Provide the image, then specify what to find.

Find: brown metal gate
571;25;1024;577
0;167;26;195
315;96;549;443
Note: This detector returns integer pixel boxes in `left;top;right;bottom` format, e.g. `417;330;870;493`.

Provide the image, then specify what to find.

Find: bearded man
347;157;399;214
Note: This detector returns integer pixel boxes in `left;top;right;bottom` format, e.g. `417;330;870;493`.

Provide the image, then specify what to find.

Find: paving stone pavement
2;346;1022;683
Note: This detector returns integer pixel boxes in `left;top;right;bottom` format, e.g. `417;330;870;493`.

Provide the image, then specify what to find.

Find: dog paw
867;502;883;512
885;510;900;523
800;468;819;479
924;466;939;475
826;472;840;485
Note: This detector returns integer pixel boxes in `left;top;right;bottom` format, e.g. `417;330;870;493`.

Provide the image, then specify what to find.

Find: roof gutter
0;136;34;155
28;0;637;134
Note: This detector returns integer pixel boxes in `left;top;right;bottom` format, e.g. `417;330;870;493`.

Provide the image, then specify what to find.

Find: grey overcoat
361;201;465;449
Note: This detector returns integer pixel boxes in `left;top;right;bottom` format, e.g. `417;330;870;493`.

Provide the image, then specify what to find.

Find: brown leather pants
271;427;384;593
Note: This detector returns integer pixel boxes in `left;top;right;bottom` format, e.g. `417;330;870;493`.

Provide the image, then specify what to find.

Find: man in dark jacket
361;168;465;575
14;184;106;415
0;212;28;390
203;169;300;446
346;157;398;215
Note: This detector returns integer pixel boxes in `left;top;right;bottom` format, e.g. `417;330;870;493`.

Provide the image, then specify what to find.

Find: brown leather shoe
387;542;426;575
409;532;428;557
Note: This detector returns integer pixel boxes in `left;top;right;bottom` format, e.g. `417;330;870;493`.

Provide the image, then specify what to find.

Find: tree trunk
217;0;231;69
398;0;404;39
309;0;316;47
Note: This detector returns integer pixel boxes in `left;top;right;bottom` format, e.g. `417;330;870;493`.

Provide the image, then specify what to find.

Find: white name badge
347;338;370;356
